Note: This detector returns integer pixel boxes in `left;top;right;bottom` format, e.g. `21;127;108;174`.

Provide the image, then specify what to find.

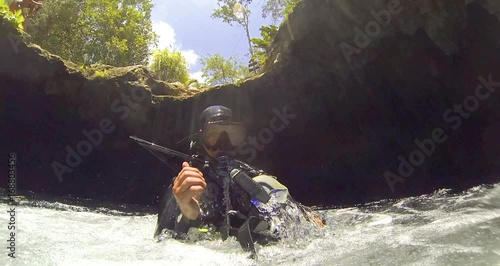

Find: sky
150;0;275;82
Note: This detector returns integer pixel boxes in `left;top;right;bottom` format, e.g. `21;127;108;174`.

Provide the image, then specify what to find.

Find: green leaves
0;1;25;32
26;0;157;67
250;25;278;70
281;0;301;21
212;0;250;26
251;25;278;47
261;0;302;23
200;53;248;86
150;49;190;85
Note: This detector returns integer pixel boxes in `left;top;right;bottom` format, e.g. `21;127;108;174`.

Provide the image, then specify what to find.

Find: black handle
230;169;271;203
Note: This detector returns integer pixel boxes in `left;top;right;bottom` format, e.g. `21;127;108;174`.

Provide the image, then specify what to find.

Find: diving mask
202;121;247;149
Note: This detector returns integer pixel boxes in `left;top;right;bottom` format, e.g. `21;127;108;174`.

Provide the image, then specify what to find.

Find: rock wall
1;0;500;207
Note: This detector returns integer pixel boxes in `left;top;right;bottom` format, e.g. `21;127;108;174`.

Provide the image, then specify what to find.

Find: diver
154;105;324;252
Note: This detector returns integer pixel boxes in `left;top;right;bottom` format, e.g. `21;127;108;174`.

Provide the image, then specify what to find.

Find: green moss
92;69;109;79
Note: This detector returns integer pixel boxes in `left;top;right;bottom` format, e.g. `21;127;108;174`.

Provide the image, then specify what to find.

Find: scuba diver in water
153;105;324;253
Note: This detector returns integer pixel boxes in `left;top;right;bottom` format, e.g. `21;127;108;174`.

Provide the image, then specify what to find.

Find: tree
200;53;248;86
25;0;157;67
250;25;278;70
212;0;253;58
261;0;301;23
149;49;190;84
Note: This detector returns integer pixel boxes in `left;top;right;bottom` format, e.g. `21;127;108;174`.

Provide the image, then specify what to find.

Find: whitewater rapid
1;183;499;266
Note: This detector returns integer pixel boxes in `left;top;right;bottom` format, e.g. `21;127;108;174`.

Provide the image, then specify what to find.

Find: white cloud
152;20;200;71
190;71;206;84
182;50;199;66
152;21;176;50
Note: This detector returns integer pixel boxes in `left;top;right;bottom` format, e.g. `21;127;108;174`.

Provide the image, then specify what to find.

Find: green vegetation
26;0;157;67
0;0;25;32
251;25;278;69
1;0;300;87
200;53;248;86
262;0;301;23
150;49;190;85
92;69;108;79
282;0;301;20
211;0;301;75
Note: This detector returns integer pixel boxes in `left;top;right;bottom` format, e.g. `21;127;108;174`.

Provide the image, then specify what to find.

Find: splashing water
1;183;499;266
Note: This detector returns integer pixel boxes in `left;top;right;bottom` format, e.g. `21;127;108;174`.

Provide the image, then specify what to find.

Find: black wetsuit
154;161;266;240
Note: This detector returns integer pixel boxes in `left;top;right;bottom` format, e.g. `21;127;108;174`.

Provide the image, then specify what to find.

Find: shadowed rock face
1;0;500;207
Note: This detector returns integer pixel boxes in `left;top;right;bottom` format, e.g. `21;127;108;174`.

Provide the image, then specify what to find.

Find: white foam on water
0;183;499;265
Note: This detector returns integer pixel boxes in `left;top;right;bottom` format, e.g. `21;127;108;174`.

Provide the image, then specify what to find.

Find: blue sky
150;0;274;82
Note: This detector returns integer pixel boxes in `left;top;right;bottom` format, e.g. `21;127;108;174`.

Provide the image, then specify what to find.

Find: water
1;183;499;266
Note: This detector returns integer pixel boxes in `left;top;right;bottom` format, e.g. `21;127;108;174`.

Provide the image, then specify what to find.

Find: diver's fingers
174;169;205;187
182;185;205;201
175;185;206;204
176;189;203;206
176;164;203;180
181;161;202;175
178;177;207;192
177;166;202;178
174;177;206;198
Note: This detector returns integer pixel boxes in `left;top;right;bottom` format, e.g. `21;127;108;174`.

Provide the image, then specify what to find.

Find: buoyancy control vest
173;157;290;253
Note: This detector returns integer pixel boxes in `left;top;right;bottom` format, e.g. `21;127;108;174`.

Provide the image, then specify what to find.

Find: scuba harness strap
216;157;271;256
235;216;262;259
231;215;269;249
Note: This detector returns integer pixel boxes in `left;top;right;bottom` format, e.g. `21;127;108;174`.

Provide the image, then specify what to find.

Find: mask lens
203;128;222;146
203;122;246;147
223;125;246;145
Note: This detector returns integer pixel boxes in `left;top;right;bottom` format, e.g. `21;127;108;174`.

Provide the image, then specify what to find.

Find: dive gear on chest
230;169;271;203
